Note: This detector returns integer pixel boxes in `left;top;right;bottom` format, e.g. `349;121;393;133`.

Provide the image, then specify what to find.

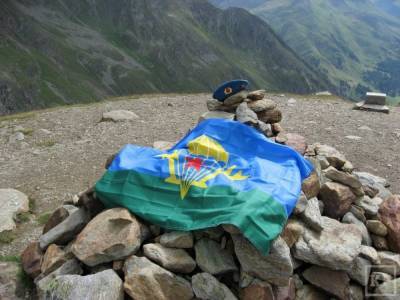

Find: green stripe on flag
95;170;288;254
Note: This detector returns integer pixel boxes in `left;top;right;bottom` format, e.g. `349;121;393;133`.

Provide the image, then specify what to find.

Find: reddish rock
257;109;282;124
274;277;296;300
21;242;43;278
285;133;307;155
379;195;400;253
280;220;304;248
240;280;274;300
302;172;320;199
319;182;356;219
43;207;70;234
41;244;70;275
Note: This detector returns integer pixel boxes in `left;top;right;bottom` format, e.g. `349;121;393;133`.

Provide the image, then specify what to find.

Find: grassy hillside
211;0;400;105
0;0;329;115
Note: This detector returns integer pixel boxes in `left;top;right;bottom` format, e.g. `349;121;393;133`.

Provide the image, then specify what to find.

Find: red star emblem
186;157;203;171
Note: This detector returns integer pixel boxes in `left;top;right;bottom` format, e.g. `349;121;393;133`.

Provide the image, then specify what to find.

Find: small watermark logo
365;265;398;297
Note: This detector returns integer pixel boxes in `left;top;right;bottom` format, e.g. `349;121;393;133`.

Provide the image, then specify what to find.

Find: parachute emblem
160;135;248;199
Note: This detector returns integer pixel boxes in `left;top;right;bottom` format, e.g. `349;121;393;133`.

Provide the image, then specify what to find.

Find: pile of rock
204;89;306;154
18;97;400;299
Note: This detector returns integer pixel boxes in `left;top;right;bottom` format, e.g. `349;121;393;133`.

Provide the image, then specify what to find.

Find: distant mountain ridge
0;0;328;115
211;0;400;104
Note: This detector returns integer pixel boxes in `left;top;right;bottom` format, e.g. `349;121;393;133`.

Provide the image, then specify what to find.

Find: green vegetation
0;112;36;122
0;0;328;115
212;0;400;104
0;255;20;263
37;212;52;225
0;231;16;244
36;139;57;148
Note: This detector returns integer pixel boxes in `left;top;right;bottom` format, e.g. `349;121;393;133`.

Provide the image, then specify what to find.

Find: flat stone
38;269;123;300
41;244;70;275
102;110;139;122
256;121;273;137
247;99;277;112
354;101;390;114
232;235;293;286
285;133;307;155
240;279;274;300
355;196;383;217
374;278;400;299
300;197;323;232
153;141;174;151
379;195;400;253
224;90;248;106
347;256;371;286
377;251;400;276
192;272;237;300
293;217;362;271
345;135;362;141
257;109;282;124
72;208;148;266
319;182;356;219
247;90;267;101
21;242;43;278
323;166;362;189
301;172;320;199
0;189;29;233
314;143;347;169
124;256;193;300
342;212;372;246
366;220;388;237
236;102;258;125
39;207;90;250
195;238;237;275
199;111;235;123
206;99;237;112
143;243;196;274
303;266;350;299
160;231;193;248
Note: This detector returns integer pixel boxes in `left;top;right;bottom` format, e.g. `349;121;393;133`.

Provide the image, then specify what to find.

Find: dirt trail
0;93;399;256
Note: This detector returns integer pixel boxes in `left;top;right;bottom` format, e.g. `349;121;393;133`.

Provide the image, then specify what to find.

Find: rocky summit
0;91;394;299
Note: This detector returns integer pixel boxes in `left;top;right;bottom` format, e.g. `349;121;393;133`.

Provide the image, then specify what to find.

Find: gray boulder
195;238;237;275
143;243;196;274
38;269;124;300
124;256;193;300
232;235;293;286
102;110;138;122
342;212;372;246
160;231;193;249
39;207;90;250
293;217;362;271
0;189;29;233
192;272;237;300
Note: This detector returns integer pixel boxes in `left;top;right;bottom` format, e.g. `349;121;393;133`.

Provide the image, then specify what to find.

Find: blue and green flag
95;119;313;254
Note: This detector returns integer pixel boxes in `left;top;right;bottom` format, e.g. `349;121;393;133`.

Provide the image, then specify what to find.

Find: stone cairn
20;90;400;299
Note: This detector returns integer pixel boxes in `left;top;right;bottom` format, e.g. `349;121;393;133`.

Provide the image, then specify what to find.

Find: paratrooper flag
95;119;313;254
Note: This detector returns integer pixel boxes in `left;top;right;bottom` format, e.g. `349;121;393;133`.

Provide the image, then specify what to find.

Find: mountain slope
0;0;328;115
211;0;400;104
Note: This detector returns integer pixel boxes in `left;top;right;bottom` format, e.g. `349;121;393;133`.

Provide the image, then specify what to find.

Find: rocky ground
1;92;400;299
0;93;399;257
